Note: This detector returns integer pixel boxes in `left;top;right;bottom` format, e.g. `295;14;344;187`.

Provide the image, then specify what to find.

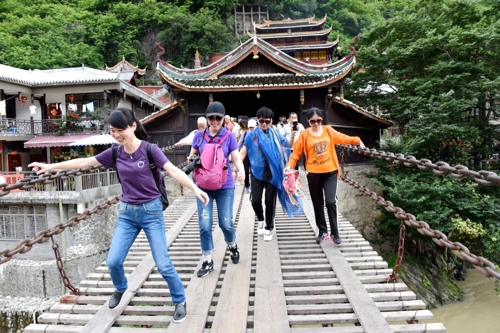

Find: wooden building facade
143;21;390;165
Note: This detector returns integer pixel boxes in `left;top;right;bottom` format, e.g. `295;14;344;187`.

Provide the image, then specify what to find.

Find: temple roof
156;36;357;92
0;64;120;86
333;97;392;126
278;40;338;52
254;15;327;30
248;26;332;39
105;57;147;77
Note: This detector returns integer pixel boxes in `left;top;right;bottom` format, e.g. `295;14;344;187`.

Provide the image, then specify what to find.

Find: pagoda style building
247;15;339;65
105;57;147;86
142;34;391;165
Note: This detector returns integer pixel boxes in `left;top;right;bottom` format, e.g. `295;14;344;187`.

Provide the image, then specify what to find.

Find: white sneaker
264;230;273;241
257;221;265;235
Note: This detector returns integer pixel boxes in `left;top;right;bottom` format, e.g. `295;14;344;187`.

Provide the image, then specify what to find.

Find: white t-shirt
284;122;305;147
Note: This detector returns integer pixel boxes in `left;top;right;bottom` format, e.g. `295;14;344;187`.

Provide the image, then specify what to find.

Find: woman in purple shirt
189;101;245;278
29;107;209;323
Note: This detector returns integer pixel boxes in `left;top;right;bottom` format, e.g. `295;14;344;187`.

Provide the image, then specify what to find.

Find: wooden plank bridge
24;180;446;333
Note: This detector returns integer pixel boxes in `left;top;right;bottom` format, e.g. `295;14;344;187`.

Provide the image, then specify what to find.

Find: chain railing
339;145;500;186
0;143;189;294
338;148;500;281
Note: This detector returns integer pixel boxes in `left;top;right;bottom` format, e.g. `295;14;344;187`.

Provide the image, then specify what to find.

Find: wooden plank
166;185;244;333
210;192;254;332
287;309;434;325
302;197;392;333
253;213;290;333
78;200;198;333
289;323;446;332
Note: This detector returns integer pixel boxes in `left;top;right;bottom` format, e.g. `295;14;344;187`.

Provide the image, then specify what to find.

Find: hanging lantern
21;95;27;106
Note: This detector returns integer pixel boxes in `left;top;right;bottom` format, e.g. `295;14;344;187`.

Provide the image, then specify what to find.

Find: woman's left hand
195;188;210;206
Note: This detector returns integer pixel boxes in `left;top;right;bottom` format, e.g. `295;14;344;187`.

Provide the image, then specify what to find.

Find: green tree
350;0;500;265
157;7;236;67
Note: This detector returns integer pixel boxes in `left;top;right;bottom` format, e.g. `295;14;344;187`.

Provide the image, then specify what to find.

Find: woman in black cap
188;101;245;278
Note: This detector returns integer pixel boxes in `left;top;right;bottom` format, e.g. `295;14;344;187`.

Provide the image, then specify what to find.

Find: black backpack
112;143;169;210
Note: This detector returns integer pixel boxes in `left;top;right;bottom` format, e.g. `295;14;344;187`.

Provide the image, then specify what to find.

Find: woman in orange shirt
285;107;365;245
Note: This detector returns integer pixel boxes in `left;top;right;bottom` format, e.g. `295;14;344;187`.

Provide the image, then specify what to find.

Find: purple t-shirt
192;127;238;190
96;140;168;204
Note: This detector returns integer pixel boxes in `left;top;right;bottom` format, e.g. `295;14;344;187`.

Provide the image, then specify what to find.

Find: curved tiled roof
254;15;327;30
333;97;392;126
158;72;352;92
274;40;338;51
248;26;332;39
0;64;120;87
156;37;356;83
105;57;147;76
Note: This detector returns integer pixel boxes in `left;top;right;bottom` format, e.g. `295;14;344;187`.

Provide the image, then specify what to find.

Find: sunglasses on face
208;115;223;121
258;119;272;125
309;119;323;125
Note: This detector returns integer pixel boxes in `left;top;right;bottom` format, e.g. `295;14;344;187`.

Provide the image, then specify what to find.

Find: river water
426;269;500;332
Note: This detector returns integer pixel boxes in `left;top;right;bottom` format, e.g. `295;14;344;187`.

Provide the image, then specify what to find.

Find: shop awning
23;134;98;148
69;134;117;146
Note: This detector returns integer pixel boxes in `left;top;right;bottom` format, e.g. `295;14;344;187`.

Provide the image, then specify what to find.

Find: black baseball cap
206;101;225;118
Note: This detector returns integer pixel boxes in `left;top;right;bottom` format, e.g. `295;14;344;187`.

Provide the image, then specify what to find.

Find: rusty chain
339;145;500;187
0;148;190;265
339;172;500;280
0;196;121;265
51;236;80;295
0;144;183;197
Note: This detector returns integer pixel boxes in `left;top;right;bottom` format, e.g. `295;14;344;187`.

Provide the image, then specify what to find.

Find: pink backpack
193;130;232;190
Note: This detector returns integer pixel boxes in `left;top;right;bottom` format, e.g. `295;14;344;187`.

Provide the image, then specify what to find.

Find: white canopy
68;134;117;146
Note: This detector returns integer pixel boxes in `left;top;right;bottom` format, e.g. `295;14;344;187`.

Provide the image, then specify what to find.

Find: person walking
189;101;245;277
285;107;365;245
240;107;291;241
236;116;252;192
29;107;209;323
174;117;207;147
284;112;306;170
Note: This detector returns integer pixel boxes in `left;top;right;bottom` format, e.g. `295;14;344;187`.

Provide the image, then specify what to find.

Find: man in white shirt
283;112;305;147
175;117;207;147
283;112;305;170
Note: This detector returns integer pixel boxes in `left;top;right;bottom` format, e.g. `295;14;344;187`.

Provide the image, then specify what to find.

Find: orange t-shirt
302;129;334;173
287;126;361;175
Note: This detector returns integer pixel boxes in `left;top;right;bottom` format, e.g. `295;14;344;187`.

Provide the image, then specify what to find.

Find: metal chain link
51;236;80;295
388;221;406;283
0;154;191;265
0;196;121;265
339;172;500;280
339;145;500;186
0;166;106;197
340;148;407;282
0;144;187;197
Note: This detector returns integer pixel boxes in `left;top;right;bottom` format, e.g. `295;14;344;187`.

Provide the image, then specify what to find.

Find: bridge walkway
24;183;446;333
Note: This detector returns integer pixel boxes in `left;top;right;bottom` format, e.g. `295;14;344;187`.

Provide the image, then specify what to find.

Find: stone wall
337;164;382;241
0;200;119;298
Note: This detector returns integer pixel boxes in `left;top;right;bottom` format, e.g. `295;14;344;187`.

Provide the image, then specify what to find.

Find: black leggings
243;157;250;188
250;174;277;231
306;171;339;236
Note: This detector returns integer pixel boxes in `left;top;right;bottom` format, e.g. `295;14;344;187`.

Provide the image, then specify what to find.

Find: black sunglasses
309;119;323;125
208;115;223;121
258;119;272;125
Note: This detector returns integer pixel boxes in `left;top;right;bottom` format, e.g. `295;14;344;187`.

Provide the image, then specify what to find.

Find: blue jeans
107;198;186;304
196;188;236;255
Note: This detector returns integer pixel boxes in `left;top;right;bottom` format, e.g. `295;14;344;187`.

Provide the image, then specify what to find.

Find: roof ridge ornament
154;42;168;66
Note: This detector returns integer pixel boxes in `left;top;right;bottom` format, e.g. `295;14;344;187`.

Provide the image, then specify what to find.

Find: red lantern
21;95;27;106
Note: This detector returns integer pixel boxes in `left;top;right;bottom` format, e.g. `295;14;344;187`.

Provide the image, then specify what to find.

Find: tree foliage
0;0;390;72
351;0;500;264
